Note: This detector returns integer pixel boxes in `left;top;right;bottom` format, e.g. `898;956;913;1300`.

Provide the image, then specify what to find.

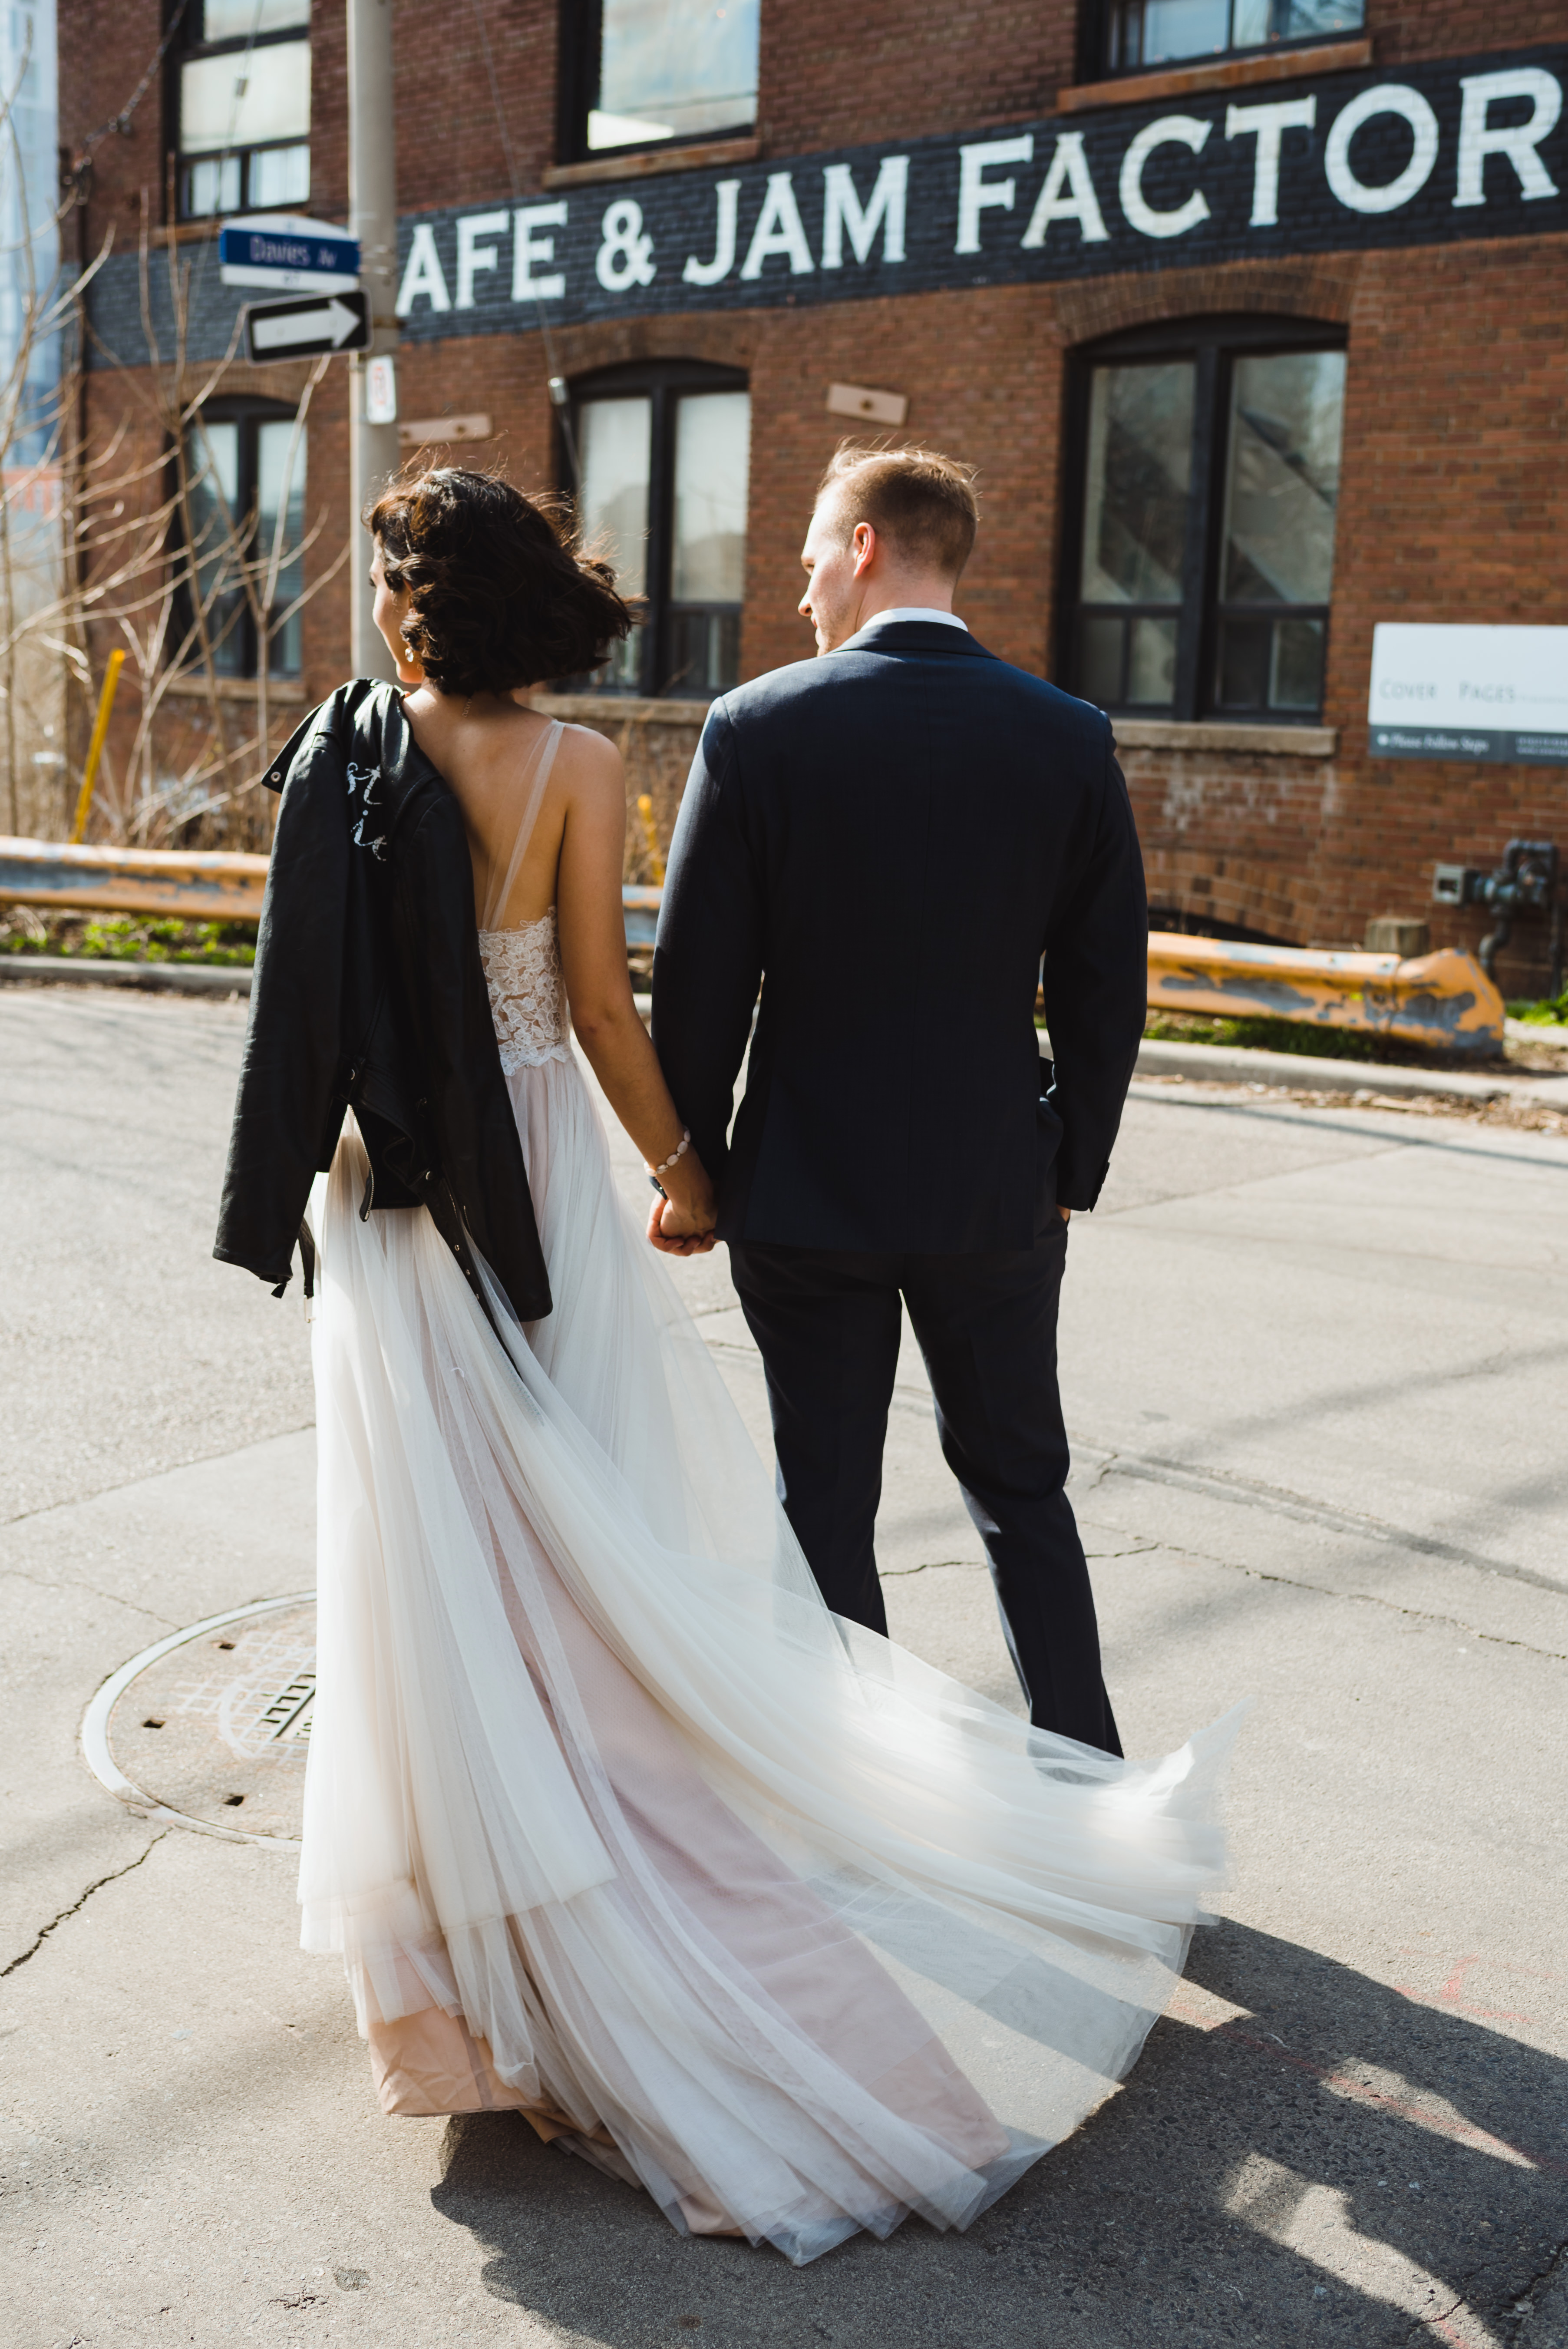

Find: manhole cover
83;1594;316;1846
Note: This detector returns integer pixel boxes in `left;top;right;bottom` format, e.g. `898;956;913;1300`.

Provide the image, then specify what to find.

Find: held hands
644;1149;719;1255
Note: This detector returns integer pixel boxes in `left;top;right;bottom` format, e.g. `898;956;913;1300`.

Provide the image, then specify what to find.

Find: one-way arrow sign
243;289;371;364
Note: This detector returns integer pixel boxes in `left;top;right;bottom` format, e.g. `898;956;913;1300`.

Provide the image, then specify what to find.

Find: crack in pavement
0;1564;176;1626
1393;2241;1552;2348
1076;1445;1568;1601
2;1831;168;1978
716;1342;1564;1606
879;1556;980;1578
881;1538;1159;1578
1110;1540;1568;1665
1501;2232;1568;2343
0;1420;316;1533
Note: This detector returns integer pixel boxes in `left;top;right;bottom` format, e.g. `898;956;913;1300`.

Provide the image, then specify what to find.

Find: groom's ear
852;522;878;578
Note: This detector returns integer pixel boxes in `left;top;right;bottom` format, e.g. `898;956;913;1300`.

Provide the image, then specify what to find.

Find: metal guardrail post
69;649;125;845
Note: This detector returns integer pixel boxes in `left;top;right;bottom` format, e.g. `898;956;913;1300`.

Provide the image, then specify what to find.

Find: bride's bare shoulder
554;720;624;809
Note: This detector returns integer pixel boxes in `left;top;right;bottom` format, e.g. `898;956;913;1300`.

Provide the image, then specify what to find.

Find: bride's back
364;468;632;932
400;694;586;931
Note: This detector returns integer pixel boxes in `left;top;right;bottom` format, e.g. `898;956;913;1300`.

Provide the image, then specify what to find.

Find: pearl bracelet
649;1128;690;1176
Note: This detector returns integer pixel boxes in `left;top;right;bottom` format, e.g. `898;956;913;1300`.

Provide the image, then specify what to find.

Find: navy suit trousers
729;1222;1122;1758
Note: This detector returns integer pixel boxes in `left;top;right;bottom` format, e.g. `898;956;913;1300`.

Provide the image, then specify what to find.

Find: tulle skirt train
300;1053;1240;2263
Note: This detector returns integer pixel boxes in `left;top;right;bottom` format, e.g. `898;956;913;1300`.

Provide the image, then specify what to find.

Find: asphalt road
2;983;1566;2349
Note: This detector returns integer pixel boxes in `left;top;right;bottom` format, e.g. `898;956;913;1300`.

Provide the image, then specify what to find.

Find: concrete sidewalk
2;988;1565;2349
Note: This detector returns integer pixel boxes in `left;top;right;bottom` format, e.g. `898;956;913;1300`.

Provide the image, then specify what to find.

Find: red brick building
59;0;1568;990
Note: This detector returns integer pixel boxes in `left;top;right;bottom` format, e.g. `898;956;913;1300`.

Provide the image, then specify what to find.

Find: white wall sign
93;42;1568;368
1368;623;1568;764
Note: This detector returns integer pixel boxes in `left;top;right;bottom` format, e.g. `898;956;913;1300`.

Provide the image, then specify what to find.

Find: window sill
1113;717;1337;757
533;692;712;725
162;213;348;245
163;671;309;705
1057;38;1372;115
541;135;761;191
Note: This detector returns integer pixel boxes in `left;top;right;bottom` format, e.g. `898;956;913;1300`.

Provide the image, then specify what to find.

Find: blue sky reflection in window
590;0;760;151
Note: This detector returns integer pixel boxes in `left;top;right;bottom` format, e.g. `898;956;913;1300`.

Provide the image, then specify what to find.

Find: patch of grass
1141;1011;1400;1062
0;909;255;965
1507;991;1568;1027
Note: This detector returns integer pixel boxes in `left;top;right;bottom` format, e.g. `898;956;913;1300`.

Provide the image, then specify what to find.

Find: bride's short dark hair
365;467;631;697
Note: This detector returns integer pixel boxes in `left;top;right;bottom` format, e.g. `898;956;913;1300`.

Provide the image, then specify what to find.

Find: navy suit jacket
651;621;1147;1252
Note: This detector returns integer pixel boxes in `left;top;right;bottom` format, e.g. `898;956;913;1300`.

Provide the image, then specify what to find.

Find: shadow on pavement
429;1921;1566;2348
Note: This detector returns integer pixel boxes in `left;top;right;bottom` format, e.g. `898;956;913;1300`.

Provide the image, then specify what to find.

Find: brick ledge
1115;718;1337;756
534;692;710;726
1058;39;1373;115
536;700;1334;751
162;671;308;706
542;136;760;192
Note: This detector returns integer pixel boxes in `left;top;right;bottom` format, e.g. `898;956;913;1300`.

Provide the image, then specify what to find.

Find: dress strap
478;719;566;932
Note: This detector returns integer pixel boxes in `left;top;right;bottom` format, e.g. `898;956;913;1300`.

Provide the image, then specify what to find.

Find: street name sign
1368;624;1568;765
243;290;371;363
219;214;360;293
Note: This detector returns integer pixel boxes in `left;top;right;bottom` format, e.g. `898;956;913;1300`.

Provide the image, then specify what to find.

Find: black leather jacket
213;679;552;1325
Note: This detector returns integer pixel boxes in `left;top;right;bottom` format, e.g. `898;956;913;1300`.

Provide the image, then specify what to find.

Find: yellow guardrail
0;841;672;949
0;836;269;923
0;843;1506;1058
1146;931;1505;1058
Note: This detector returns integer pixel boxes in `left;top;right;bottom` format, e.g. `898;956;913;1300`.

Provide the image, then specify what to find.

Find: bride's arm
555;730;717;1252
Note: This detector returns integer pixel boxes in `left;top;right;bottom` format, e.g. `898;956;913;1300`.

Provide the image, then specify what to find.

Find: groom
651;445;1147;1755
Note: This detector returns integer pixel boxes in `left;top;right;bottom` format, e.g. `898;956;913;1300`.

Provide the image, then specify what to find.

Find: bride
281;468;1237;2266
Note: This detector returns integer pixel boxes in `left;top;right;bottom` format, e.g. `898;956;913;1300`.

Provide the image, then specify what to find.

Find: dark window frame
167;0;312;222
555;0;758;165
1078;0;1365;83
176;392;308;680
562;357;749;701
1056;312;1348;726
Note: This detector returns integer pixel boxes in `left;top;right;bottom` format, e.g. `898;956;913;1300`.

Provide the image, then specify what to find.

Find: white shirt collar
853;607;967;636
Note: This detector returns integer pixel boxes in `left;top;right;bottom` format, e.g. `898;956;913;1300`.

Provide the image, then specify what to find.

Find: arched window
1059;314;1347;722
181;396;307;678
567;360;750;699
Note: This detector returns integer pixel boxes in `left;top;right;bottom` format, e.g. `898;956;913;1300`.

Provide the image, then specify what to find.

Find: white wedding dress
300;721;1241;2264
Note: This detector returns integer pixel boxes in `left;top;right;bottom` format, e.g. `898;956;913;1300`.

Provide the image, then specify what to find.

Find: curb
0;954;252;998
1505;1016;1568;1047
5;961;1565;1111
1135;1036;1568;1110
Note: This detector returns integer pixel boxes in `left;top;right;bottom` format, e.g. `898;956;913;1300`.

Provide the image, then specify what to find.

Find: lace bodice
479;911;570;1073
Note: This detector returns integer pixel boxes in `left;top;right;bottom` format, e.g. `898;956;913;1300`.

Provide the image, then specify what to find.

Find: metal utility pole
347;0;400;679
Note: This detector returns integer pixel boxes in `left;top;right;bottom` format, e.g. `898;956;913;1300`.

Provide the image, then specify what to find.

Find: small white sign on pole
1368;624;1568;765
364;356;398;426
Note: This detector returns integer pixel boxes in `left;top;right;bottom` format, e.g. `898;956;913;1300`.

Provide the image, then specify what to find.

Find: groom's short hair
816;443;979;580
